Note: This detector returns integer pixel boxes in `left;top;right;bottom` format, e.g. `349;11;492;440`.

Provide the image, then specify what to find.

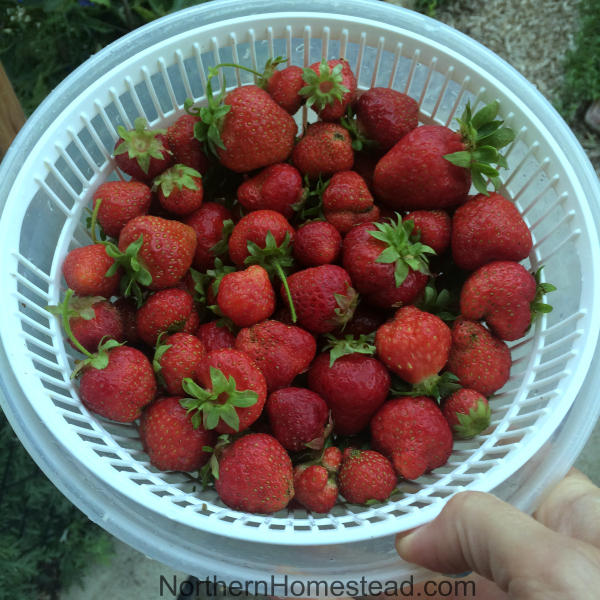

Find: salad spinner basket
2;0;600;587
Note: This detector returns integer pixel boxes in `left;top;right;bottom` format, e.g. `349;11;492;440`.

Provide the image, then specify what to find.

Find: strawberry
293;221;342;267
352;149;384;194
237;163;305;221
352;88;419;150
260;59;305;114
460;261;556;341
292;122;354;180
92;180;152;238
183;203;233;272
338;448;397;504
195;321;236;353
153;332;206;395
293;447;342;513
308;344;390;435
153;164;203;216
300;58;357;122
136;289;200;346
217;265;276;328
446;317;512;396
62;244;122;298
107;215;197;303
235;320;316;391
266;387;330;451
139;395;217;471
375;306;457;399
182;348;267;434
114;297;143;345
331;305;387;338
371;396;453;480
341;218;432;310
283;265;358;334
187;69;297;173
442;389;491;439
403;210;452;256
46;294;124;354
272;307;295;327
451;193;533;270
214;433;293;513
113;117;172;181
374;102;516;210
166;114;211;175
322;171;380;235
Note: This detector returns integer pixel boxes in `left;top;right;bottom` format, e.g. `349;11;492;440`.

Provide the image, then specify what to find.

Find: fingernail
443;571;473;579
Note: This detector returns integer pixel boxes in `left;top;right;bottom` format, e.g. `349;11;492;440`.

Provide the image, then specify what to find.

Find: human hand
396;468;600;599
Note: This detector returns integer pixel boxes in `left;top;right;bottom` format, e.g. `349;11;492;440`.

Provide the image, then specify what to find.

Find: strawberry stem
89;198;101;245
275;261;297;323
61;289;94;359
214;62;263;78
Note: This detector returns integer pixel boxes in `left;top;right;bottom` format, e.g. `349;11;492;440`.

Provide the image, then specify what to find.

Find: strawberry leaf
299;58;350;111
322;333;376;367
391;372;462;403
209;219;234;258
153;164;201;198
331;284;359;330
452;400;491;439
113;117;170;175
206;258;237;298
443;151;472;168
415;278;460;324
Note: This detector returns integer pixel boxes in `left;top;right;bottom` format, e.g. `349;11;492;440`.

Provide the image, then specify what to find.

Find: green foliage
410;0;451;18
0;0;209;117
0;408;114;599
556;0;600;122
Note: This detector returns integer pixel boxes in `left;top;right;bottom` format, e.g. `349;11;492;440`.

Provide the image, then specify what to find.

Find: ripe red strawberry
352;149;384;194
373;102;516;210
293;221;342;267
259;59;305;114
183;203;233;272
292;122;354;180
167;114;211;175
195;321;236;353
154;332;206;395
92;180;152;238
331;305;386;338
403;210;452;256
308;349;390;436
293;447;342;513
338;448;397;504
342;219;431;310
217;265;276;327
452;193;533;270
283;265;358;334
266;387;330;451
237;163;305;221
371;397;453;480
215;433;293;513
113;117;172;181
182;348;267;434
353;88;419;150
139;395;216;471
300;58;357;122
446;317;512;396
62;244;122;298
111;215;197;300
114;297;143;345
460;261;550;341
322;171;380;235
136;289;200;346
153;164;203;216
235;320;316;391
188;72;297;173
375;306;453;398
442;389;491;439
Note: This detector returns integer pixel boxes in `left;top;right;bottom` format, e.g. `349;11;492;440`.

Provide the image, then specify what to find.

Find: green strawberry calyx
415;278;460;324
443;101;517;196
198;433;230;488
207;57;289;90
185;67;231;159
180;369;258;432
244;231;297;323
391;371;462;403
153;164;201;198
340;106;377;152
331;284;359;330
45;288;124;379
113;117;170;175
293;176;328;222
45;293;105;323
530;265;557;323
300;58;350;111
452;399;492;439
304;413;334;451
369;216;435;287
102;235;152;308
322;333;376;368
208;219;235;258
152;332;173;389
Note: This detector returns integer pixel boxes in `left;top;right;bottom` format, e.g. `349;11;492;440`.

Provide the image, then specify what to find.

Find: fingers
395;490;600;598
534;468;600;549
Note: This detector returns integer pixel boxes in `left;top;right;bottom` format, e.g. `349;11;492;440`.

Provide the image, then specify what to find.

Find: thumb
395;491;600;597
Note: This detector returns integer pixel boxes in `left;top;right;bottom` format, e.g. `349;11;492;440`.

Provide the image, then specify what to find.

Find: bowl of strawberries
1;0;600;587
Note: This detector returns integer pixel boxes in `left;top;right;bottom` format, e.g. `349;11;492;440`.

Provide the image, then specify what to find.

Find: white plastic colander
1;0;600;588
